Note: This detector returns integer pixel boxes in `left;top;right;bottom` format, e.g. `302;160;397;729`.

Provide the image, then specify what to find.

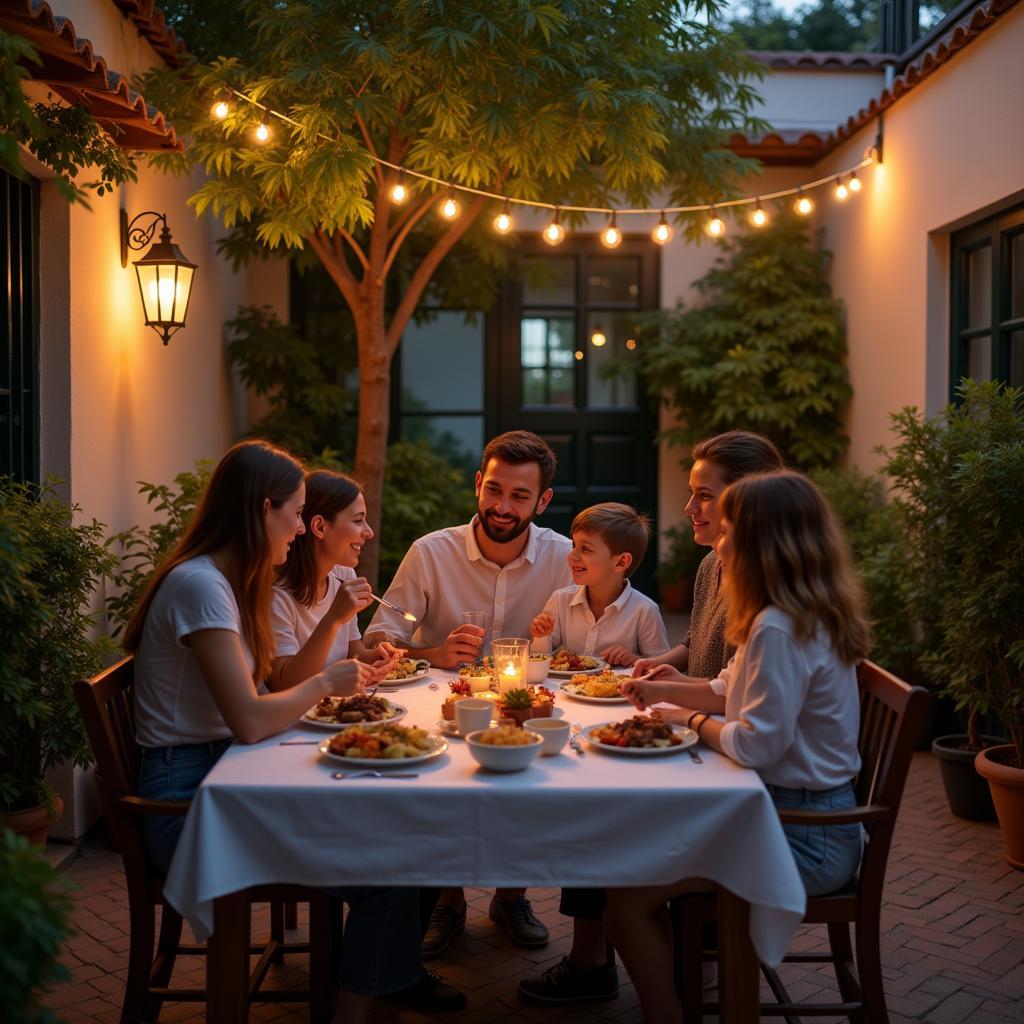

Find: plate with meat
583;716;697;755
547;651;608;677
318;724;448;766
301;694;407;729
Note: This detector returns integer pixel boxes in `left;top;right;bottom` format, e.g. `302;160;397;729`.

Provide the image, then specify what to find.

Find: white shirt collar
569;578;632;610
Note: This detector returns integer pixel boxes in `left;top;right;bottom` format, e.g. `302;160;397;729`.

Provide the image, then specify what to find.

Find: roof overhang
0;0;183;152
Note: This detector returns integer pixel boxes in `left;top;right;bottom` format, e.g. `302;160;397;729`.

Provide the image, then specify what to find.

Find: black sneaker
518;956;619;1004
421;901;466;958
381;968;468;1012
488;895;549;947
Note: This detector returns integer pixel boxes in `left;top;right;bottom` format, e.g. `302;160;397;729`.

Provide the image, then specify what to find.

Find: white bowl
524;717;570;756
465;729;543;772
526;655;552;684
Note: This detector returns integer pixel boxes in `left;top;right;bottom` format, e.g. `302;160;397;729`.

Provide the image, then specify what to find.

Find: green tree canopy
144;0;765;585
727;0;879;52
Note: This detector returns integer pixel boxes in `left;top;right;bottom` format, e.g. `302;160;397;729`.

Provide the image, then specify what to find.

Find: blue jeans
767;781;862;897
137;740;421;995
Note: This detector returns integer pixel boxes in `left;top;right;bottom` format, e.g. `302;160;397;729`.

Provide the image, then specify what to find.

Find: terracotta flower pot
1;795;64;846
499;704;552;728
659;579;692;614
975;745;1024;870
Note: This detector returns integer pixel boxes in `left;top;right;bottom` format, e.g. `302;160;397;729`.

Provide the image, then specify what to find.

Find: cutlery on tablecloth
687;747;704;764
368;592;417;622
332;771;419;779
570;721;585;756
279;740;319;745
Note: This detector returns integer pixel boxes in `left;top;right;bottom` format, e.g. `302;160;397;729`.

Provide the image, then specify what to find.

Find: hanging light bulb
834;177;849;202
705;207;725;238
601;214;622;249
848;171;862;193
749;200;768;228
574;350;584;361
390;172;409;205
254;122;270;143
543;208;565;246
211;100;230;121
493;199;514;235
440;187;460;220
651;212;673;246
625;338;638;351
794;190;814;216
591;329;607;347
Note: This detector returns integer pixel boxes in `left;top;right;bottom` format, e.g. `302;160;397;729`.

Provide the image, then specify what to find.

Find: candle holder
492;637;529;696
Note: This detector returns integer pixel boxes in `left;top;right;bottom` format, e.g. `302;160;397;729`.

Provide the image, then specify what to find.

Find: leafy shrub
655;523;706;586
106;462;212;637
625;213;850;469
0;829;73;1024
0;481;116;812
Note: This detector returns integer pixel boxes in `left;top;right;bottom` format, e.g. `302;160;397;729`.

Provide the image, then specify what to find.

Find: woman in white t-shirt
608;471;870;1024
127;441;420;1022
269;469;404;689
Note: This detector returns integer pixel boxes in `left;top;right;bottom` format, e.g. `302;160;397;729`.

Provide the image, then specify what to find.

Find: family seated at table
124;425;868;1022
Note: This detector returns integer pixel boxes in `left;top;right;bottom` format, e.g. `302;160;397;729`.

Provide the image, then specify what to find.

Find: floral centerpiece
499;686;556;727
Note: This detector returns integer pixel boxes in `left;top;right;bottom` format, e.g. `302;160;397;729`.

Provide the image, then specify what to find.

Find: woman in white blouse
269;469;404;689
608;470;869;1023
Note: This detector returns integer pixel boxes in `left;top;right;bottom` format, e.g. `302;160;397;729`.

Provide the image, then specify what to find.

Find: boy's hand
530;611;554;638
601;644;637;667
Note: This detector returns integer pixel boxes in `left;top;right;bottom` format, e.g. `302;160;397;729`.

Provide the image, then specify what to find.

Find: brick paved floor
42;753;1024;1023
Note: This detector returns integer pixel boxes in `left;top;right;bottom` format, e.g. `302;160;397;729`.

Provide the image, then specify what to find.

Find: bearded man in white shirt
365;429;572;956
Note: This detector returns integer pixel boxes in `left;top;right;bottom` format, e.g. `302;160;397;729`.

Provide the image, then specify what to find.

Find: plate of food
583;716;697;755
547;651;608;677
560;670;630;704
301;694;407;729
383;657;432;684
318;723;448;767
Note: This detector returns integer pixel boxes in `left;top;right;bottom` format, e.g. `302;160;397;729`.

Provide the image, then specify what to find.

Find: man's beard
477;502;538;544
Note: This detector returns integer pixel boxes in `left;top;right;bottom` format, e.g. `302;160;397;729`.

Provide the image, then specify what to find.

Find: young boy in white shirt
530;502;669;666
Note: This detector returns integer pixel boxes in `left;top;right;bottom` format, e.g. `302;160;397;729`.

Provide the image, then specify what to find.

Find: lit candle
499;660;522;695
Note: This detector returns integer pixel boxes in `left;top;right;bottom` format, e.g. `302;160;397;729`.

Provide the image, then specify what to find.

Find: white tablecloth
164;670;805;964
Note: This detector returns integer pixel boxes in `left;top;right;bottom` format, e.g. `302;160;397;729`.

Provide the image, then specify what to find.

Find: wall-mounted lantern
120;210;197;345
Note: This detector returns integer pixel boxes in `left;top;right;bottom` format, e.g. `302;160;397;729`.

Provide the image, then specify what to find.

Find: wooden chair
74;656;333;1024
676;659;930;1024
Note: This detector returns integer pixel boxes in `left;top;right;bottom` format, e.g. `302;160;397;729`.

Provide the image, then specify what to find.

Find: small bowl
524;717;570;756
465;729;543;772
526;654;552;684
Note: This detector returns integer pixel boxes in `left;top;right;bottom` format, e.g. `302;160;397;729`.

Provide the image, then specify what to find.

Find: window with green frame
950;202;1024;397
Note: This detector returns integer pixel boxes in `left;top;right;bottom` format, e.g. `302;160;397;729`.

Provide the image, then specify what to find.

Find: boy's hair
480;430;557;491
571;502;652;578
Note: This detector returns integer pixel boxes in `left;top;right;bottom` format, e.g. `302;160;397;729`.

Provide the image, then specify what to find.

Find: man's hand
601;644;637;667
433;624;485;669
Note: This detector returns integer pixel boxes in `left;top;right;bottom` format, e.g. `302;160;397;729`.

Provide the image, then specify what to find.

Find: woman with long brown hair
269;469;403;690
610;471;870;1023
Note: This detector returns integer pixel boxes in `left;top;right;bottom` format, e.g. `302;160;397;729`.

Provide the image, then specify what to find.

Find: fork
687;747;704;765
570;721;586;756
332;771;419;779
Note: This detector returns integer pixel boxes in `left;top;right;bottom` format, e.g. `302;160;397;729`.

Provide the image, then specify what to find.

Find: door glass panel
585;312;638;408
523;256;576;306
586;256;641;305
966;335;992;381
520;316;576;406
401;415;483;475
967;245;991;329
1012;232;1024;320
401;312;483;411
1010;331;1024;388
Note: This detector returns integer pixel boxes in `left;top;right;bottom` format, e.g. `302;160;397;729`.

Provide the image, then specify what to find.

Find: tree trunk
353;291;390;589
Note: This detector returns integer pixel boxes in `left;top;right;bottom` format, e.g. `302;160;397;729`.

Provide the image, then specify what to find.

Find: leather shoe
422;901;466;958
518;955;619;1004
488;894;549;947
381;968;467;1012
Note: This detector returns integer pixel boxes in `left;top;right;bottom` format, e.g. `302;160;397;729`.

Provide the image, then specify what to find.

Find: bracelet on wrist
695;714;710;738
686;711;702;730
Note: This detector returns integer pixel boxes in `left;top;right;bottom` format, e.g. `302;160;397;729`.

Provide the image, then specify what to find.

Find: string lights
211;85;876;246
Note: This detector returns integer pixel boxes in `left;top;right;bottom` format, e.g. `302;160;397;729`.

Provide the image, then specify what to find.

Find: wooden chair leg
828;920;866;1021
855;916;889;1024
309;894;334;1024
270;899;286;965
143;906;184;1020
121;894;156;1024
676;896;710;1024
285;899;298;930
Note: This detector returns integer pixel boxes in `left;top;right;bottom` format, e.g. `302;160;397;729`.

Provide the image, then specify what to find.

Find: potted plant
0;828;74;1022
0;480;116;842
882;381;1022;836
656;523;705;613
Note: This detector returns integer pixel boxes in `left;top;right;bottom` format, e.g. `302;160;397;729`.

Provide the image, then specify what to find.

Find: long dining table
163;666;806;1021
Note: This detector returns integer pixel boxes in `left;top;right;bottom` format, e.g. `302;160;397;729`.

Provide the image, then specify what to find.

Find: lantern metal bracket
120;210;168;267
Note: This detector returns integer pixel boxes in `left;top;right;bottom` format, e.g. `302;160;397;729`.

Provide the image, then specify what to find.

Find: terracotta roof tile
748;50;898;71
109;1;188;68
0;0;183;151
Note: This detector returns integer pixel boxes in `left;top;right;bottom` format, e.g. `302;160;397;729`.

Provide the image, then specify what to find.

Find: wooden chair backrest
852;660;929;896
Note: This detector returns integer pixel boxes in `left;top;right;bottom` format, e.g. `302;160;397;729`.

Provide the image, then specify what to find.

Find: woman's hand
530;611;554;639
372;641;407;664
319;658;379;696
329;576;373;623
620;677;669;712
601;644;637;667
632;662;685;682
